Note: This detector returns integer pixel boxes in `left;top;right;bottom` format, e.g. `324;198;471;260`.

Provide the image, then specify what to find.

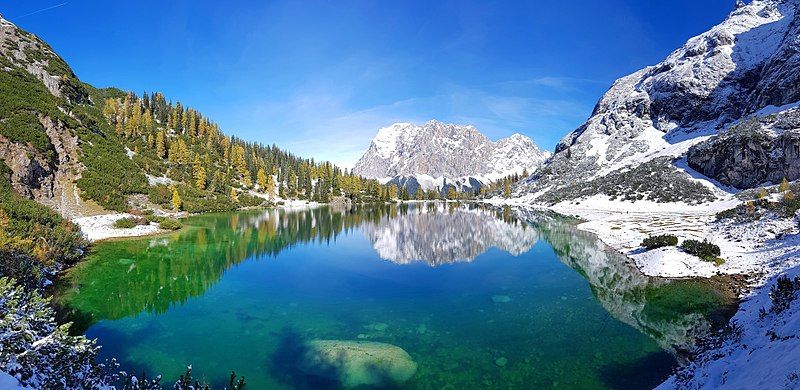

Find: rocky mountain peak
353;120;550;184
0;13;87;103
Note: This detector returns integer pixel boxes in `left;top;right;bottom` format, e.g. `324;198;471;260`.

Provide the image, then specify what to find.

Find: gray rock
687;115;800;189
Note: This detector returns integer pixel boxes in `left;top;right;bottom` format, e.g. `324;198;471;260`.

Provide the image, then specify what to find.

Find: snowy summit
353;120;550;194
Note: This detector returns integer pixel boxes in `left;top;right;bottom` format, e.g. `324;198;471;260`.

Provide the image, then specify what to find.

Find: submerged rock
301;340;418;387
492;295;512;303
364;322;389;332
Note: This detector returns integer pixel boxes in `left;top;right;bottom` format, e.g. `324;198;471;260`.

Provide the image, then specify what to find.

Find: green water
57;204;731;389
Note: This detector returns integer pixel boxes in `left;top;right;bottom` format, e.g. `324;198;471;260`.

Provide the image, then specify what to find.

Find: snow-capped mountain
522;0;800;203
353;120;550;194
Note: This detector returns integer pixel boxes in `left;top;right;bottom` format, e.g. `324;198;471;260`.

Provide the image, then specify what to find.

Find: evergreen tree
156;131;166;158
287;171;298;198
447;187;457;200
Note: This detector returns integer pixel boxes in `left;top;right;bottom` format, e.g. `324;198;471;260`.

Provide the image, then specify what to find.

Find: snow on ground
279;198;321;209
72;213;163;242
0;372;27;389
658;266;800;390
486;194;800;280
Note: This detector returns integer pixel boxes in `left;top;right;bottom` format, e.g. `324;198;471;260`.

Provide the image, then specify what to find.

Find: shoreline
71;198;325;243
483;196;798;287
483;195;800;389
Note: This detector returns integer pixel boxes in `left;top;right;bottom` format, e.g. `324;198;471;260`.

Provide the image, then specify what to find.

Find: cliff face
688;109;800;188
0;15;101;218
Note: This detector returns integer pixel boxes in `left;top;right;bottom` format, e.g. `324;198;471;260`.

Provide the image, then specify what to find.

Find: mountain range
353;120;550;195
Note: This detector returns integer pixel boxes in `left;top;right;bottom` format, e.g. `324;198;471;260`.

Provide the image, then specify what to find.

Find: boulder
301;340;417;387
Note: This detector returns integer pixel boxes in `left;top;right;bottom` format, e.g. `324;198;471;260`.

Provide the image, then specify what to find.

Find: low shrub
681;239;722;263
642;234;678;249
112;217;138;229
769;275;800;314
158;218;182;231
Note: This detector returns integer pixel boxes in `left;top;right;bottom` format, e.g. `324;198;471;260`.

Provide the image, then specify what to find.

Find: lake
56;203;733;389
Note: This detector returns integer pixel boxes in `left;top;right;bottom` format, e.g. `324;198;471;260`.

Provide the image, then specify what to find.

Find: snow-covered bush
0;277;104;388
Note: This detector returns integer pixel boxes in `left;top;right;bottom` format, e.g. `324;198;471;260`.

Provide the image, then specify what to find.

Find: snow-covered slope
522;0;800;202
354;120;550;193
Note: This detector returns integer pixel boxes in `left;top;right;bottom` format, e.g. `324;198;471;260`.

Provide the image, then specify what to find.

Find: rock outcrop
688;111;800;188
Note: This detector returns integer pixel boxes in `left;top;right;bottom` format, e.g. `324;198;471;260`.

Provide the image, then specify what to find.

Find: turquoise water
58;204;730;389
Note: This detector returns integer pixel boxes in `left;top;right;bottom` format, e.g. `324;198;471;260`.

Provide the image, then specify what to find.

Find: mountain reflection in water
363;203;539;265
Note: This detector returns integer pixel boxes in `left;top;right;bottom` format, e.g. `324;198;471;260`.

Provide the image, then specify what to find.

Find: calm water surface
58;204;731;389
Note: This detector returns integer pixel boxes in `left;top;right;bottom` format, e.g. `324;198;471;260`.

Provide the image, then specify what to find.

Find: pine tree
780;177;790;192
194;163;207;190
785;190;796;202
256;168;268;190
156;131;166;158
287;171;298;198
143;109;153;132
232;145;247;176
503;177;511;198
171;186;182;210
230;187;239;202
266;174;276;199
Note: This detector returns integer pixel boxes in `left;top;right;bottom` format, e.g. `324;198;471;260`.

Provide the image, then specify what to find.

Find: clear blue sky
3;1;732;167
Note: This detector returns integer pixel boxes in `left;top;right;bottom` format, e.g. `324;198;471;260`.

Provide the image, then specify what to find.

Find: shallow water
58;204;731;389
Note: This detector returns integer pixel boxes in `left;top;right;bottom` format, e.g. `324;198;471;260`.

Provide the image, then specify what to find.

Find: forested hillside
95;89;391;213
0;13;391;222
